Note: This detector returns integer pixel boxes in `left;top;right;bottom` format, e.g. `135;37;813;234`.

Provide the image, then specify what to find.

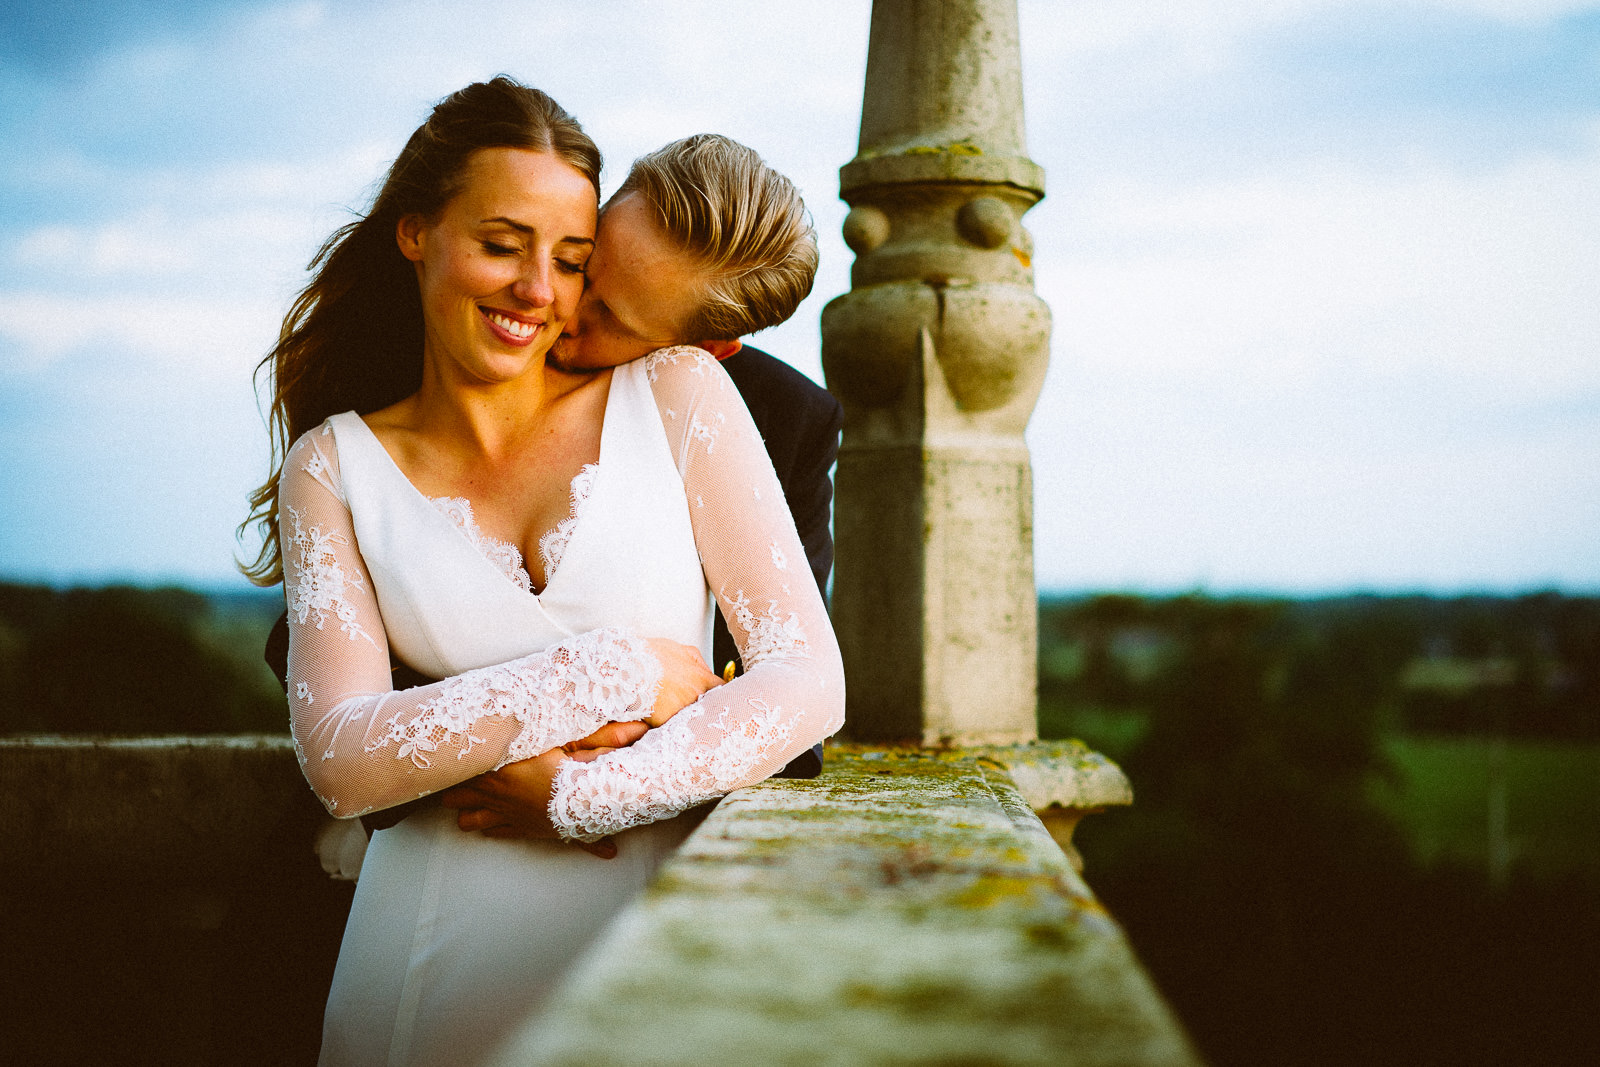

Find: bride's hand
644;638;723;727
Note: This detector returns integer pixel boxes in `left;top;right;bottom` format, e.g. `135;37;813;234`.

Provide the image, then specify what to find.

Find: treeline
0;583;285;735
1040;591;1600;744
7;583;1595;743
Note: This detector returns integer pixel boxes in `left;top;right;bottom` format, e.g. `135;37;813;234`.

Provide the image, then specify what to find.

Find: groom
265;134;841;829
548;132;841;693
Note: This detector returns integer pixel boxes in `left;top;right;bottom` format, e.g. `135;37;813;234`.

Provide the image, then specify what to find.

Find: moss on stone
506;747;1196;1065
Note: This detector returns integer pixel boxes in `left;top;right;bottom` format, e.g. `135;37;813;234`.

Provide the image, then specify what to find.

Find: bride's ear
396;214;427;262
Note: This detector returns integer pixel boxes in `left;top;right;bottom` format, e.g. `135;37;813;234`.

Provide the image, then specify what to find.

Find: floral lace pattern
688;410;726;454
642;345;711;382
425;464;598;593
365;627;663;768
286;506;376;646
548;696;798;841
538;463;599;581
726;589;809;666
430;497;532;592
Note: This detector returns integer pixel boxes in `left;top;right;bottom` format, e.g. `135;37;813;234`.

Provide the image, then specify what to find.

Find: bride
239;77;844;1065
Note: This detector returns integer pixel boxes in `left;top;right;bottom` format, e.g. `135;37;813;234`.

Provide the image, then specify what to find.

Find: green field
1045;700;1600;882
1376;734;1600;879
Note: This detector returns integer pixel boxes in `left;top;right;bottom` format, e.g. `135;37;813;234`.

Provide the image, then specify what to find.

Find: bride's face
398;147;597;385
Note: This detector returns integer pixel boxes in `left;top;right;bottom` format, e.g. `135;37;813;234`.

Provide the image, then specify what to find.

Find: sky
1;0;1596;595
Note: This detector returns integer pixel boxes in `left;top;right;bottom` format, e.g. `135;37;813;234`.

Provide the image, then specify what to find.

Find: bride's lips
480;306;545;347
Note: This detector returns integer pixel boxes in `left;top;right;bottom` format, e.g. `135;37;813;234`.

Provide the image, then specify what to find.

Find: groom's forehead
598;193;663;247
588;196;705;342
595;197;700;290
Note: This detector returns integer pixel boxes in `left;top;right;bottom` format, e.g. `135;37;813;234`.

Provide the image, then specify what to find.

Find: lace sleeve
279;426;664;819
548;348;846;840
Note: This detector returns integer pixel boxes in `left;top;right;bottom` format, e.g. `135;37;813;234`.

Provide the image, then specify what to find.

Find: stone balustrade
501;745;1195;1066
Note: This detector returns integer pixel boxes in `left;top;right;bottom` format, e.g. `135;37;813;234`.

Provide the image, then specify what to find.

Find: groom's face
548;192;705;371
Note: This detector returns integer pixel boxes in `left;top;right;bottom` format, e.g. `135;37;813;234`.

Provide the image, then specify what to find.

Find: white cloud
12;212;195;276
0;291;278;380
1043;124;1600;402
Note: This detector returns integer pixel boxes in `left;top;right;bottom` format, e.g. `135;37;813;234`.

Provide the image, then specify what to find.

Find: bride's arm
547;348;846;841
279;428;672;818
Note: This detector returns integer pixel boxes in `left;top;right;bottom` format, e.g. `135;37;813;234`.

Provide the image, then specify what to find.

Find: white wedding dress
276;347;845;1066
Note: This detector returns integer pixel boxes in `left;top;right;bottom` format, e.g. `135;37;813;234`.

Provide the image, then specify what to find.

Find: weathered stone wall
0;736;348;1064
499;748;1195;1067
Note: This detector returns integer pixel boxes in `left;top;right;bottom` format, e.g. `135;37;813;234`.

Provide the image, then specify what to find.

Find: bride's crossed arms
279;343;844;843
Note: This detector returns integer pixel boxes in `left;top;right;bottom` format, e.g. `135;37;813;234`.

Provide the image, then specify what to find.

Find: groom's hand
438;748;562;840
438;720;648;858
564;719;649;752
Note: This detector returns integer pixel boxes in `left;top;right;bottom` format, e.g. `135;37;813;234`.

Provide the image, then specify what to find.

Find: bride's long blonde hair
238;77;601;586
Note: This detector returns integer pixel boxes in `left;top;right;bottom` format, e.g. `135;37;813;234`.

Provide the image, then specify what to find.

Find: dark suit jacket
264;343;842;805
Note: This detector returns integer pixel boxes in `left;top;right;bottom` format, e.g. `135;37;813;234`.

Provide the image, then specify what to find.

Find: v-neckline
345;372;615;598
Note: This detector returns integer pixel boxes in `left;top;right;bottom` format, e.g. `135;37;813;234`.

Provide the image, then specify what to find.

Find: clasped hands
438;638;722;860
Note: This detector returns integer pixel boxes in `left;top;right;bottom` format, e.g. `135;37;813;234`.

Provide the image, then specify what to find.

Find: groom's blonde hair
615;134;817;341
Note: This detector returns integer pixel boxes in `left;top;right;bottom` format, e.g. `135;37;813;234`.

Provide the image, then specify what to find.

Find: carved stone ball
842;205;891;254
956;196;1014;249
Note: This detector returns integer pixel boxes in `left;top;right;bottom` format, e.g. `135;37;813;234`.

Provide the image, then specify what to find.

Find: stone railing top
834;739;1136;813
497;748;1195;1067
0;734;312;889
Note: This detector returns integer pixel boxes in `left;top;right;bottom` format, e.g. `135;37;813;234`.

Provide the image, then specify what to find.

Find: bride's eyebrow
480;217;594;248
479;216;532;233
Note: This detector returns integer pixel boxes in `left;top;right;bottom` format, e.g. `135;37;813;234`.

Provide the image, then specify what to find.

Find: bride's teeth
486;310;538;338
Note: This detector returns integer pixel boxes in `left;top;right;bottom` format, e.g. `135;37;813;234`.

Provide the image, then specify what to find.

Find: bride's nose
510;260;554;308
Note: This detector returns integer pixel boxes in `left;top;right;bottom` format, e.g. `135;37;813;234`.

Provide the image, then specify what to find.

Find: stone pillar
823;0;1050;745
